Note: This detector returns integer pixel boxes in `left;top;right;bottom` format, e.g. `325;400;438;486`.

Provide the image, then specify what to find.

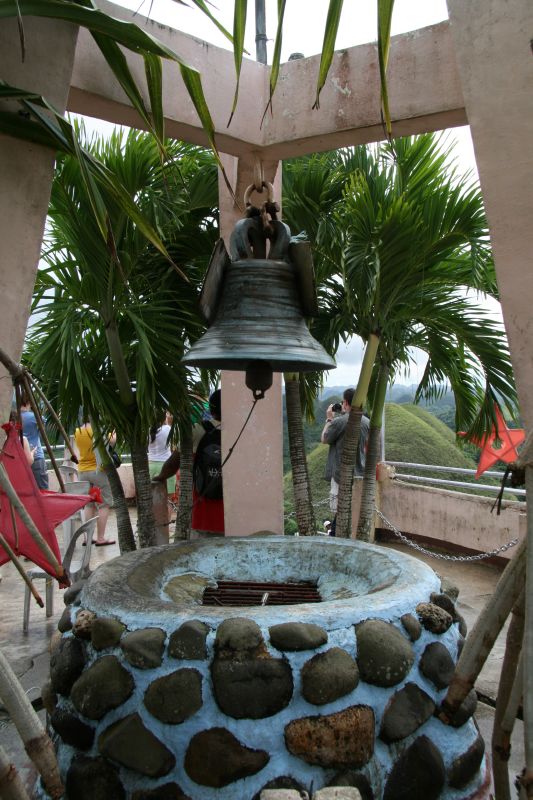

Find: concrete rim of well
80;536;440;628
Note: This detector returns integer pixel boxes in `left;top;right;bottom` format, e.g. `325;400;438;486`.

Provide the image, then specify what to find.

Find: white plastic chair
22;516;98;633
62;480;91;550
59;464;79;483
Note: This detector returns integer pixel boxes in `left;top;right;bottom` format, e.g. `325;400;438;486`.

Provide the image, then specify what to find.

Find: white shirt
148;425;172;462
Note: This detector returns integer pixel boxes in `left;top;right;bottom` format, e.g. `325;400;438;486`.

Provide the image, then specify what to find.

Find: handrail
394;472;526;498
386;461;505;479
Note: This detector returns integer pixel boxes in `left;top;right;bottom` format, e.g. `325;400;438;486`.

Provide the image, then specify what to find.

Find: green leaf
0;0;189;62
92;33;165;151
261;0;286;127
313;0;344;110
144;53;165;146
71;123;110;243
377;0;395;138
227;0;247;127
0;109;58;149
179;64;237;204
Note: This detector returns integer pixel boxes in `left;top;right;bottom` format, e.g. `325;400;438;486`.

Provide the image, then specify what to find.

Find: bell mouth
182;259;336;376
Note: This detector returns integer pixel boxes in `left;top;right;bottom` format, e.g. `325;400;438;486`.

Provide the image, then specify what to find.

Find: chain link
285;499;519;561
374;508;519;562
284;497;330;520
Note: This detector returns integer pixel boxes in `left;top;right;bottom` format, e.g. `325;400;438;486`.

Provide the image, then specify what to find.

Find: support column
447;0;533;428
218;153;284;535
0;18;79;419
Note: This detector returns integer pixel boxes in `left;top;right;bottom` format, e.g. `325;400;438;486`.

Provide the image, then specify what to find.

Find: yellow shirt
75;425;97;472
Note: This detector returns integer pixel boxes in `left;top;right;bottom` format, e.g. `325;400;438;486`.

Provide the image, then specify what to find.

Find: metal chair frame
22;515;98;633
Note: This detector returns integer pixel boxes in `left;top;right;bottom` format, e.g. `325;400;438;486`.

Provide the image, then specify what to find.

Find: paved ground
0;514;525;797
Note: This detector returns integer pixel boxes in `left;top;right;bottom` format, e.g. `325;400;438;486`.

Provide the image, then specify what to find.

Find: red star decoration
459;405;525;478
0;422;92;586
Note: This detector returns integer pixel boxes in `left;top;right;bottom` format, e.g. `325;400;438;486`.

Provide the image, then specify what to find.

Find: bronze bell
182;201;335;397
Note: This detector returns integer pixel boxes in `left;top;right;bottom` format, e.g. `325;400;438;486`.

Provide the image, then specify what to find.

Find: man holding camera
321;387;370;536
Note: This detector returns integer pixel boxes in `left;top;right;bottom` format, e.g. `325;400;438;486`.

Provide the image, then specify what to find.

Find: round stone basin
49;537;490;800
83;536;437;626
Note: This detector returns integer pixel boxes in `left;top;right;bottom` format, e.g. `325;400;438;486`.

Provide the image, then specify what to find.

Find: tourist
73;417;115;546
148;413;174;493
153;389;224;536
20;395;48;489
321;388;370;536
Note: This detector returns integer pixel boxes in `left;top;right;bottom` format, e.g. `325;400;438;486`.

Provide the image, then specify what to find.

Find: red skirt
191;488;224;533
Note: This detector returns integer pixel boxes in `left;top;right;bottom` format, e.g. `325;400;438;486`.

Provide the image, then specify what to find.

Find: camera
331;402;342;413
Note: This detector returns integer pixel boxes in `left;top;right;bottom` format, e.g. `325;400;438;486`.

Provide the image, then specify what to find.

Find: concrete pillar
446;0;533;429
218;153;284;535
0;18;79;419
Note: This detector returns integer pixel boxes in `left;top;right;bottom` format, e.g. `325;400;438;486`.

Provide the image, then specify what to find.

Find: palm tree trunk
336;407;363;539
285;375;316;536
130;436;157;548
91;421;136;553
105;462;136;552
175;424;193;541
102;316;148;548
357;363;389;542
336;333;380;539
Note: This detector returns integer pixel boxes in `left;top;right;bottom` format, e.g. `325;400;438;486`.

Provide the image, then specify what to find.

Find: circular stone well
48;537;489;800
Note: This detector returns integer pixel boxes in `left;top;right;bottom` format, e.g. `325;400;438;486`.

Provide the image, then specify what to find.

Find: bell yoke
182;181;335;398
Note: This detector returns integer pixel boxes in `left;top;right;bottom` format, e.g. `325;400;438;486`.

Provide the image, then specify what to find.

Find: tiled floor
0;517;525;797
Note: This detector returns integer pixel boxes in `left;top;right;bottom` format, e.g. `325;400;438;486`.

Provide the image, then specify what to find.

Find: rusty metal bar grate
202;580;321;606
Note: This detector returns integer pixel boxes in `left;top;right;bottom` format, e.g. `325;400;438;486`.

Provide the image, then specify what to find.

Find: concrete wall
48;464;136;499
0;18;79;420
378;479;525;561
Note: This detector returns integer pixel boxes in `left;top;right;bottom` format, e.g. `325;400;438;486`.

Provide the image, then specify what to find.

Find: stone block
355;620;414;687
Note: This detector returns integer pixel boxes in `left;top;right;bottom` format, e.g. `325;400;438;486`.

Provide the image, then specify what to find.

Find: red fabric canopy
0;422;91;584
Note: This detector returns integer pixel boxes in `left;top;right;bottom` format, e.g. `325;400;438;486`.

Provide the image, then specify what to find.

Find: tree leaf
313;0;344;110
184;0;234;46
92;33;165;151
377;0;395;138
261;0;286;127
227;0;247;127
179;64;237;204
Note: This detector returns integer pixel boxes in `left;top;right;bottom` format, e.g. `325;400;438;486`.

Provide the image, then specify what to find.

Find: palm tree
283;136;517;541
331;134;514;538
281;152;349;536
27;127;218;548
356;296;518;540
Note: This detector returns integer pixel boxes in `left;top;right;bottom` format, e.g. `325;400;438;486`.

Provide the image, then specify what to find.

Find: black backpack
193;421;223;499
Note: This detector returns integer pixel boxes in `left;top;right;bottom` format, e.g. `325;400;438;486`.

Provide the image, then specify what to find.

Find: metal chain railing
284;497;330;520
374;507;519;562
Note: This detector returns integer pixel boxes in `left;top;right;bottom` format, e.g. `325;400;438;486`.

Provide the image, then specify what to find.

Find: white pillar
447;0;533;428
0;18;79;419
218;154;284;536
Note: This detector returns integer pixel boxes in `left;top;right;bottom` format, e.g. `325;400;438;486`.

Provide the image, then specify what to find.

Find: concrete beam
68;6;465;159
447;0;533;429
68;0;267;155
263;22;466;159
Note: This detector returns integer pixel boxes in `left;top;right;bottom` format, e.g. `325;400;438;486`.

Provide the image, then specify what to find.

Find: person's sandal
95;540;116;547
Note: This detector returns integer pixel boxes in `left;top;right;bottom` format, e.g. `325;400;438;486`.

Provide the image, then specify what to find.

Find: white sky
80;0;499;389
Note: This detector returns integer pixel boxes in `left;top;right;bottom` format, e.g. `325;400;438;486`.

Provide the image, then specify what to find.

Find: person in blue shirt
20;396;49;490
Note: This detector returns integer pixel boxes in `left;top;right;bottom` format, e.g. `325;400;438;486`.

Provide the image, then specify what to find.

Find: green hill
284;402;484;533
399;404;456;442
